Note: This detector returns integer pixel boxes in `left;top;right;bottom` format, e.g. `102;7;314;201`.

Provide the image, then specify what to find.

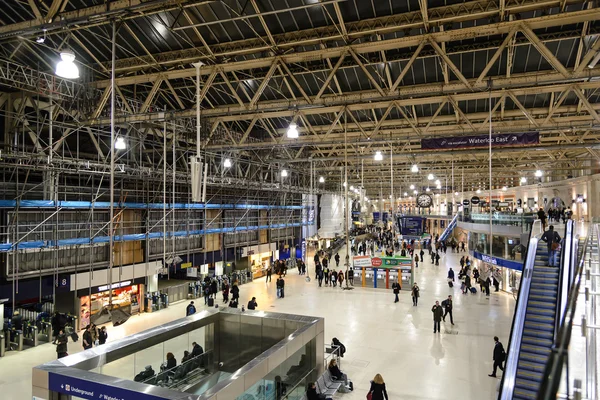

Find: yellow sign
181;262;192;269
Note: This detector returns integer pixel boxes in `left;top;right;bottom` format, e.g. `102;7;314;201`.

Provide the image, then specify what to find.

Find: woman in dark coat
368;373;389;400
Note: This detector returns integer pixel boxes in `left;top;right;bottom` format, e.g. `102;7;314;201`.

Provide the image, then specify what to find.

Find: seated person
306;382;332;400
328;359;351;391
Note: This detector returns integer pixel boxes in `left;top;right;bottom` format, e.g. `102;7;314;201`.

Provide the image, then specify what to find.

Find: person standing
541;225;561;267
488;336;506;377
82;325;93;350
98;326;108;345
367;374;389;400
266;266;272;282
279;277;286;298
247;297;258;310
537;208;547;231
231;282;240;302
186;301;196;316
51;311;62;344
392;280;401;303
338;270;344;288
431;301;443;333
56;329;68;359
317;268;324;287
447;268;455;287
411;283;420;306
324;266;330;285
441;295;454;325
414;254;419;268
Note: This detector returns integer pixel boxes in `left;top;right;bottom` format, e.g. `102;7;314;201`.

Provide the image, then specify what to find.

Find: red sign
371;257;383;267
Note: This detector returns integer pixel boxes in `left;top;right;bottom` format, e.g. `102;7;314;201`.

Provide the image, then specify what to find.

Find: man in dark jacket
541;225;561;267
441;295;454;325
431;301;443;333
488;336;506;377
392;281;401;303
191;341;204;357
56;329;68;359
186;301;196;316
247;297;257;310
51;311;62;344
334;253;340;267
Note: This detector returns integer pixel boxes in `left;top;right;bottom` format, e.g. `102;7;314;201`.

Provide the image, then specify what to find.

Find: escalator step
526;307;556;318
525;315;554;325
518;360;547;373
520;351;548;364
515;377;541;391
533;267;559;273
528;301;556;310
516;368;543;383
523;328;554;339
520;344;551;356
513;386;539;399
529;283;559;289
522;335;553;347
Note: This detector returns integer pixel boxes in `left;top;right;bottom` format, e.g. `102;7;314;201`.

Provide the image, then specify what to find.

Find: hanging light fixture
114;137;126;150
520;177;527;183
343;182;347;187
411;164;419;173
350;186;354;191
281;169;288;177
223;158;232;168
425;187;430;192
427;173;434;180
435;179;440;185
409;184;415;190
403;192;408;196
454;192;459;196
476;189;482;194
374;151;383;161
436;183;441;189
413;190;418;195
286;122;299;139
502;186;507;191
319;176;325;183
55;49;80;79
535;170;543;177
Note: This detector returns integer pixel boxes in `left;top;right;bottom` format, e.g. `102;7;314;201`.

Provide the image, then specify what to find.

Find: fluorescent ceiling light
55;49;80;79
223;158;232;168
286;122;299;139
374;151;383;161
114;137;126;150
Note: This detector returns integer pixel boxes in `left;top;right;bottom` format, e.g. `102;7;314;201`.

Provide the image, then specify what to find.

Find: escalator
439;213;459;242
500;221;574;400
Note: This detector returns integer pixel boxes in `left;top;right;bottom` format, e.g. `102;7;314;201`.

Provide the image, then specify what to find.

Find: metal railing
535;222;595;400
499;219;543;400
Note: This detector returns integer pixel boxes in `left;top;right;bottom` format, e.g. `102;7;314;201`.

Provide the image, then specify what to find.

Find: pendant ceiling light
319;176;325;183
55;49;80;79
535;170;543;177
520;177;527;183
409;184;415;190
427;173;434;180
411;164;419;173
286;122;299;139
114;137;126;150
281;169;288;177
223;158;232;168
374;151;383;161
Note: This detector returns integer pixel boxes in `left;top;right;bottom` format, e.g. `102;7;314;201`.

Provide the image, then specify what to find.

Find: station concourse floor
0;245;515;400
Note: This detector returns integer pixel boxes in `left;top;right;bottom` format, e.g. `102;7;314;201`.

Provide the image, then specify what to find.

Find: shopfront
242;243;276;279
352;255;413;289
472;251;523;293
78;280;144;328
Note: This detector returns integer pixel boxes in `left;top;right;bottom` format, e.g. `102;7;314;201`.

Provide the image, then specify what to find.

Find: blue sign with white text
473;251;523;271
49;372;165;400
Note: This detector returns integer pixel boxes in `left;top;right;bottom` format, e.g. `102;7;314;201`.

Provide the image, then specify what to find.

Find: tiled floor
1;245;515;400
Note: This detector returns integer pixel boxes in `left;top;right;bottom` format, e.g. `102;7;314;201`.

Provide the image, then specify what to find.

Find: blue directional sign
49;373;165;400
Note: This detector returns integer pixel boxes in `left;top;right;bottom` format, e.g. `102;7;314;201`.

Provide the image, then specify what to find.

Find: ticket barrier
0;333;4;357
22;323;39;348
38;321;53;344
9;329;23;351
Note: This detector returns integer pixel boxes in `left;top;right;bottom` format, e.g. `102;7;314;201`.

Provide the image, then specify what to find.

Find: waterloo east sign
421;132;539;150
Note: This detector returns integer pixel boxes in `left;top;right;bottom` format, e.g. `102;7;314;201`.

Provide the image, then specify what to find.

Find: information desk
352;256;413;289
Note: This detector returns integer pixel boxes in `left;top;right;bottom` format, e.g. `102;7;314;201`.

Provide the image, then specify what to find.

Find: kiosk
353;256;413;289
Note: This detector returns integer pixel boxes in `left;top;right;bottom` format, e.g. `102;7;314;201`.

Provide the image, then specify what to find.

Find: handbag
366;392;373;400
551;242;559;251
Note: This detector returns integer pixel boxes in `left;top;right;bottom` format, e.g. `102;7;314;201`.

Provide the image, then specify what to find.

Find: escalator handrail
439;213;459;242
536;223;593;400
499;219;543;400
555;220;574;340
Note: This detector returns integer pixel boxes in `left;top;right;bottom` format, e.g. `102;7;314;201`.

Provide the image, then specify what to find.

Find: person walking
537;208;547;231
392;280;401;303
51;311;62;344
411;282;420;306
414;254;419;268
541;225;561;267
231;282;240;302
266;266;272;282
331;270;338;287
324;266;329;285
82;325;93;350
247;297;258;310
338;270;344;287
186;301;196;316
317;268;324;287
335;253;340;267
278;277;286;298
431;301;443;333
56;329;68;359
441;295;454;325
447;268;455;288
488;336;506;377
367;374;389;400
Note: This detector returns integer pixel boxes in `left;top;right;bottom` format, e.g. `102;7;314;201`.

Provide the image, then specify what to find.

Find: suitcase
448;281;453;288
207;298;214;307
470;287;477;294
70;332;79;342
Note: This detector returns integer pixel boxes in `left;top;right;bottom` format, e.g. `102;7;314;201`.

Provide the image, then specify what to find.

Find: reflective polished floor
0;245;515;400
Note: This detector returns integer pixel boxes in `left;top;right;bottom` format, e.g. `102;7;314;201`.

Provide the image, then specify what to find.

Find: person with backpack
392;280;401;303
186;301;196;316
541;225;562;267
488;336;506;377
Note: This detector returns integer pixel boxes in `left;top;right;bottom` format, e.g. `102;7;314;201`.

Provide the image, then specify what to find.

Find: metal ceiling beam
92;8;600;88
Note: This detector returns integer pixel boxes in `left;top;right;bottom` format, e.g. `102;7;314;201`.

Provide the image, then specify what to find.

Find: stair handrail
499;219;543;400
555;220;575;340
535;222;593;400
